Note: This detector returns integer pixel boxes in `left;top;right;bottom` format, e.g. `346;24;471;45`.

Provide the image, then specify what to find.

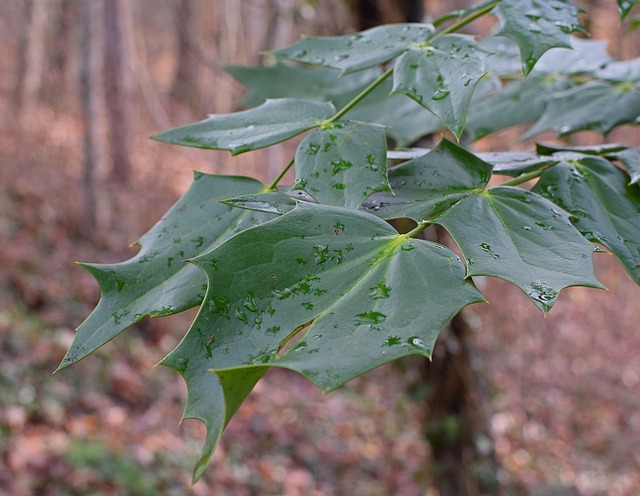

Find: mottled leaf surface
152;99;335;154
434;186;603;312
534;156;640;283
494;0;584;75
225;63;376;108
393;35;486;138
58;174;271;370
293;121;390;208
270;24;435;74
161;202;483;479
362;139;492;221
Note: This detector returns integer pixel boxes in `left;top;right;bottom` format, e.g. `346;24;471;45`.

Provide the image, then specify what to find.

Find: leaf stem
268;157;295;190
405;221;431;239
326;66;395;124
500;168;546;187
430;0;499;41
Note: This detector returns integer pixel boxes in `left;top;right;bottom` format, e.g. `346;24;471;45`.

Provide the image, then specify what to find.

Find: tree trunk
15;0;48;115
80;0;104;233
423;314;504;495
347;2;506;494
170;0;198;107
104;0;134;184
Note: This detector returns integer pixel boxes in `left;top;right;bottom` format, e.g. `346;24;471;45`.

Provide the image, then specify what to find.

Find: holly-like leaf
532;37;613;75
433;186;604;313
57;174;272;370
346;78;444;147
610;147;640;185
465;74;572;140
362;139;492;221
494;0;584;75
392;34;486;139
534;156;640;283
476;151;558;177
160;202;484;479
524;82;640;138
596;57;640;83
293;121;391;208
536;143;628;156
152;99;335;154
225;62;377;108
221;190;301;215
618;0;640;20
269;24;435;75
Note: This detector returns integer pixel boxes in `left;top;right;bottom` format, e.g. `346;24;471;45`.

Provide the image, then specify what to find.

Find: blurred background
1;0;639;494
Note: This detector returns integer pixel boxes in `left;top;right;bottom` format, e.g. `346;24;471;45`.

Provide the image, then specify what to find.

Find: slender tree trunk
46;0;78;107
104;0;134;184
170;0;198;107
15;0;48;115
347;2;506;494
80;0;104;233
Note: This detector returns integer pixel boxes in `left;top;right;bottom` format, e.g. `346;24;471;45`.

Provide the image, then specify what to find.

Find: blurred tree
104;0;135;184
170;0;199;107
15;0;49;115
80;0;105;232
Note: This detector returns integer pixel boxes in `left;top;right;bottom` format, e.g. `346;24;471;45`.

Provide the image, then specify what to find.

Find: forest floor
2;8;640;488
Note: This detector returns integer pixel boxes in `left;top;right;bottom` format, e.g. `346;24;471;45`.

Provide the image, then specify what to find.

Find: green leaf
494;0;584;75
160;202;484;478
225;62;377;108
58;174;272;370
346;78;444;147
152;99;335;154
434;186;604;313
536;143;628;156
465;74;572;140
524;82;640;138
610;147;640;185
269;24;435;75
293;121;391;208
533;156;640;283
221;189;300;215
392;35;486;139
596;57;640;83
476;151;558;177
362;139;492;221
618;0;640;20
532;38;613;75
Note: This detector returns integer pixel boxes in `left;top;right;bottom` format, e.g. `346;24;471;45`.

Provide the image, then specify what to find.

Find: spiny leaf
345;77;444;147
58;174;272;370
494;0;584;75
392;34;486;139
433;186;604;313
476;151;558;177
161;202;484;479
293;121;391;208
362;139;492;221
465;74;572;141
524;82;640;138
534;156;640;283
152;99;335;154
225;62;377;108
536;143;628;156
609;147;640;185
618;0;640;20
269;24;435;75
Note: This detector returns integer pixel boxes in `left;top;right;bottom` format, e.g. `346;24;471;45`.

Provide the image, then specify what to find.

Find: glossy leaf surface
362;139;492;221
392;35;486;138
525;82;640;138
225;63;376;108
494;0;584;75
293;121;390;208
610;147;640;185
269;24;435;74
434;186;604;313
152;99;335;154
161;202;484;479
534;156;640;283
58;174;271;370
